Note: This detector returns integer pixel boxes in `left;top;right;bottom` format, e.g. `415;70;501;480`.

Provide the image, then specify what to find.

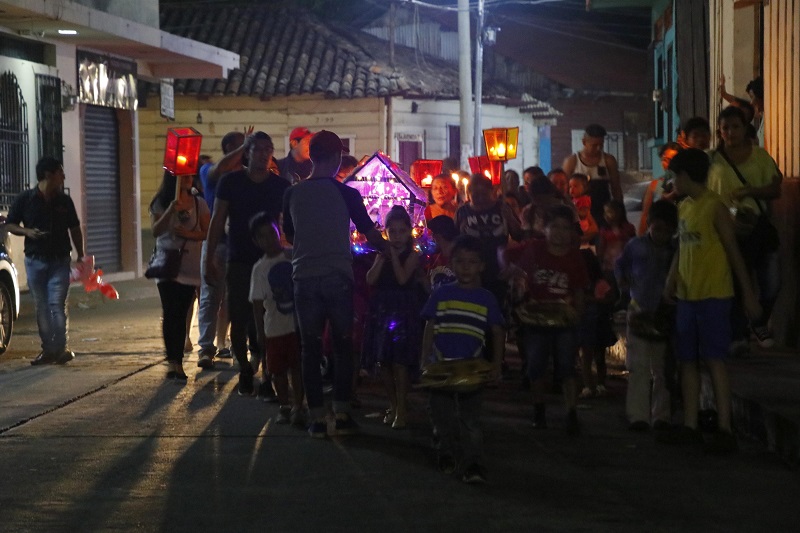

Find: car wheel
0;282;13;354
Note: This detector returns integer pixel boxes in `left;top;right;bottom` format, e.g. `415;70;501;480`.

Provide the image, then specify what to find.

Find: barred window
0;71;30;210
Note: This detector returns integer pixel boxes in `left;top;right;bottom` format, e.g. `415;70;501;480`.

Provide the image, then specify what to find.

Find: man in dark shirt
283;130;385;438
205;132;289;396
196;129;247;368
5;156;84;365
277;126;314;184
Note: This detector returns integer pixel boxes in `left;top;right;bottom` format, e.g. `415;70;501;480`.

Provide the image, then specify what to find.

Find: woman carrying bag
149;170;210;379
708;105;782;348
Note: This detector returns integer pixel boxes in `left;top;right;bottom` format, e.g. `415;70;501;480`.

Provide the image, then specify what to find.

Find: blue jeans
25;256;71;355
294;272;354;417
197;241;227;351
523;326;579;381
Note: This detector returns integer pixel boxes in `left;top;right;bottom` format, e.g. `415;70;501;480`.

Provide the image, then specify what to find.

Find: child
615;200;678;430
421;235;504;484
505;205;588;436
425;215;459;291
568;173;598;245
663;149;761;453
363;206;424;429
577;247;615;399
248;212;305;426
597;200;636;276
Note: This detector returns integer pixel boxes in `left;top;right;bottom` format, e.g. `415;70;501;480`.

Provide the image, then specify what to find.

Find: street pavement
0;278;798;532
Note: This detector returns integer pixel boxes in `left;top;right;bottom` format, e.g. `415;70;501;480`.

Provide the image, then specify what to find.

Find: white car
0;235;21;354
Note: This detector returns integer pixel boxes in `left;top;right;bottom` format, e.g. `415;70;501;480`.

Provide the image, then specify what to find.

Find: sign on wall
76;50;137;110
160;79;174;120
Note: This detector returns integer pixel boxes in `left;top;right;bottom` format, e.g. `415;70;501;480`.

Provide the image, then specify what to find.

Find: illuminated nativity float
345;151;430;253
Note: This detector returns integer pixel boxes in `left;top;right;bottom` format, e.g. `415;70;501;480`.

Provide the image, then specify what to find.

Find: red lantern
468;155;502;185
163;127;203;175
410;159;443;187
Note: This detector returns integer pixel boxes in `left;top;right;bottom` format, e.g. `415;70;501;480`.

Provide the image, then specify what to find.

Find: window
36;74;63;160
0;71;30;210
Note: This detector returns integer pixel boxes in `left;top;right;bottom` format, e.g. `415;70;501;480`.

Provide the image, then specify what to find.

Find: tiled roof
157;4;552;105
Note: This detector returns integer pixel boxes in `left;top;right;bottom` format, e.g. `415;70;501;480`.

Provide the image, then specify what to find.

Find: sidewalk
8;277;800;468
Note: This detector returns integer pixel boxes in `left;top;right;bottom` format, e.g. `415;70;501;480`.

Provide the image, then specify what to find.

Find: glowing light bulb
497;143;506;158
177;155;187;166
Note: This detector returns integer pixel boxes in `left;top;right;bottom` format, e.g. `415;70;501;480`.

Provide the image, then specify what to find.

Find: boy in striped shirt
421;235;504;484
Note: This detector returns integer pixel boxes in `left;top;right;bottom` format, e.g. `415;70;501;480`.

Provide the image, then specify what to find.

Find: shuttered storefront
83;105;121;273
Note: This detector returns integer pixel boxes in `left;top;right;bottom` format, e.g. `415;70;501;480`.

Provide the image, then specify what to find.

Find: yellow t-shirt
707;146;779;215
677;190;733;301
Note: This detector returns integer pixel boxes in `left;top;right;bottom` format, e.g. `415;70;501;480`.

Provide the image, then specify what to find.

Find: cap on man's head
290;127;314;142
309;130;349;159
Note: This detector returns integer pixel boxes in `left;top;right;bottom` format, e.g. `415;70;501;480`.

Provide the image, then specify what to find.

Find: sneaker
258;381;278;403
55;350;75;365
628;420;650;432
237;370;254;396
217;347;232;359
595;384;608;396
276;406;292;425
578;387;594;399
565;409;580;437
752;325;775;348
333;413;359;436
532;403;547;429
290;406;308;428
704;430;738;455
308;418;328;438
197;354;215;370
30;351;58;366
462;464;487;484
437;453;457;475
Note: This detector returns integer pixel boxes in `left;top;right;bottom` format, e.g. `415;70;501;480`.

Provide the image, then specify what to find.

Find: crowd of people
10;81;780;484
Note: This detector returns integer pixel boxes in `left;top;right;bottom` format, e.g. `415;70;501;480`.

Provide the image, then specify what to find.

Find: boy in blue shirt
421;235;504;484
615;200;678;431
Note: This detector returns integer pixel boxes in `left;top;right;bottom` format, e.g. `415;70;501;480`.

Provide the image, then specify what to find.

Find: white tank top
573;152;609;182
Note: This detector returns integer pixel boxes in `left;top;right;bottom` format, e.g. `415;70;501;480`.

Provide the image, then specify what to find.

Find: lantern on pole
468;155;502;185
410;159;444;187
163;127;203;176
483;127;519;162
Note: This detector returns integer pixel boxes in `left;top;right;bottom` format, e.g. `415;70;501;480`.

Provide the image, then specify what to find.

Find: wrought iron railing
0;71;30;211
36;74;63;161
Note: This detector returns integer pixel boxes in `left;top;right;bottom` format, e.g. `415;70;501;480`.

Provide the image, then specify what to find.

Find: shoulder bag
144;198;198;280
714;149;779;257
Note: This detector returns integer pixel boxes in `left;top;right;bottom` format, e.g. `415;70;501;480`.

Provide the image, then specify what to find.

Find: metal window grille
0;71;29;210
35;74;63;160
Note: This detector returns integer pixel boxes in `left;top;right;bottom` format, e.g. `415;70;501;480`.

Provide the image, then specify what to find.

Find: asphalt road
0;281;798;532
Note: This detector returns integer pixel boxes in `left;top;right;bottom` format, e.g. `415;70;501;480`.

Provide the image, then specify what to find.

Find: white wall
390;98;540;174
0;54;58;287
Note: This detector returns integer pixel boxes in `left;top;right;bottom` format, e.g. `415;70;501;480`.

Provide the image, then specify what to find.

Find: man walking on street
205;132;289;397
283;130;386;437
563;124;623;227
277;127;314;183
196;129;249;368
5;156;84;365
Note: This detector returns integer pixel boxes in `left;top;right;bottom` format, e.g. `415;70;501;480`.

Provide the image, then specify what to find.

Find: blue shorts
523;326;578;381
675;298;732;362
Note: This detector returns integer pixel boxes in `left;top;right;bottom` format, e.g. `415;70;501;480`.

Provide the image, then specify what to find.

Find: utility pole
473;0;484;156
458;0;473;170
389;1;396;68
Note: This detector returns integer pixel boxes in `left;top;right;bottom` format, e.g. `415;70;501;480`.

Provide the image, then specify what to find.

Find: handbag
144;245;185;279
144;198;197;279
714;149;779;255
